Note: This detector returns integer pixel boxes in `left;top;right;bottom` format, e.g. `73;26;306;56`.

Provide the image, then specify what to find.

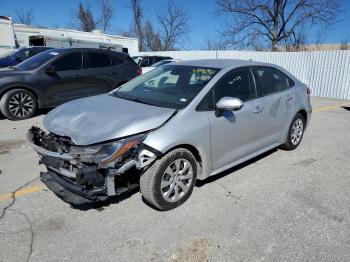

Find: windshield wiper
113;92;159;107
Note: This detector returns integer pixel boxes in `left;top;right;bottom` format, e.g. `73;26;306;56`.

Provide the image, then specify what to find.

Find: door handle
110;72;119;75
286;96;294;102
73;74;81;78
253;105;264;113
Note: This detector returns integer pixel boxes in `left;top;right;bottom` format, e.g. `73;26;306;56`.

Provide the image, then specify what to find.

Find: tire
140;148;197;211
0;89;37;120
280;113;306;150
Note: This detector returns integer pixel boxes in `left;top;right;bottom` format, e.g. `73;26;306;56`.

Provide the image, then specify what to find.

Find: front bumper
40;171;107;205
28;126;158;205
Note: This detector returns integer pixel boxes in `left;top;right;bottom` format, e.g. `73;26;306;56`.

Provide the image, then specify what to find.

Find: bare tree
143;21;163;51
157;0;190;50
130;0;144;51
99;0;114;32
204;37;228;50
216;0;341;51
75;2;98;32
15;9;34;25
128;0;190;51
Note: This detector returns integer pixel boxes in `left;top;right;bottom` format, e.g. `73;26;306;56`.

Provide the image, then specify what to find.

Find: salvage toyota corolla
28;59;312;210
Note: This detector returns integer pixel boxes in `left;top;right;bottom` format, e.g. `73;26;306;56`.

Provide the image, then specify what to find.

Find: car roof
51;48;129;57
140;55;172;58
172;59;274;69
26;46;52;49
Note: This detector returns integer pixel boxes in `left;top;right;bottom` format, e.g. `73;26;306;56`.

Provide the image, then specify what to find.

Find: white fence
138;50;350;100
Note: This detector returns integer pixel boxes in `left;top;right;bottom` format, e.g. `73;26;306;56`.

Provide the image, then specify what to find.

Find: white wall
138;50;350;100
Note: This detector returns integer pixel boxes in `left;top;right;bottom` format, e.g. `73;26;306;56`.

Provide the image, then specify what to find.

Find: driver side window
213;68;256;103
52;52;83;71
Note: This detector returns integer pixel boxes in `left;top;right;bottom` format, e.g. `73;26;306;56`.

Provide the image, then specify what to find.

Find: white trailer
0;16;139;55
14;24;139;54
0;16;18;55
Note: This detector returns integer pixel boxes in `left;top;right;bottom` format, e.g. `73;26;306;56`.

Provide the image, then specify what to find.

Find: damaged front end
27;126;159;205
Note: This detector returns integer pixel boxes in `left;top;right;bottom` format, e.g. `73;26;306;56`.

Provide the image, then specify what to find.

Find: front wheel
140;148;197;211
0;89;37;120
280;113;305;150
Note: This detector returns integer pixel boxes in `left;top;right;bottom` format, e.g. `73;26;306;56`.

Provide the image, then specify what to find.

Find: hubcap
8;92;34;118
291;118;304;146
161;158;193;203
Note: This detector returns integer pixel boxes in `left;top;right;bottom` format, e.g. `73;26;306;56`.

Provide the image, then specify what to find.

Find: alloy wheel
291;118;304;145
8;92;35;118
160;158;194;202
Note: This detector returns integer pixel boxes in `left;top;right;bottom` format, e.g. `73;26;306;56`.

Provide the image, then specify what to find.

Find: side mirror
216;97;243;111
45;66;56;74
15;56;23;62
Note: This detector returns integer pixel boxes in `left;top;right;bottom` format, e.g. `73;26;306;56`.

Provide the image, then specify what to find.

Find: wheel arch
297;108;307;123
162;144;204;176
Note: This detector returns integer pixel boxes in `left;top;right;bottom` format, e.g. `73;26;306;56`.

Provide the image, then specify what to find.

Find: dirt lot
0;97;349;262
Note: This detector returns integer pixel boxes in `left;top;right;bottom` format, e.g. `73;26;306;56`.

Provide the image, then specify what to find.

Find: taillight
136;68;142;76
306;87;311;95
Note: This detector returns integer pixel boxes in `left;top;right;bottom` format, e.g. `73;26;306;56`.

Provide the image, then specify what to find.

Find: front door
207;67;267;170
41;51;88;106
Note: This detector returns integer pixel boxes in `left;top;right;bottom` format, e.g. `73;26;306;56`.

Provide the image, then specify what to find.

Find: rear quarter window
253;66;294;97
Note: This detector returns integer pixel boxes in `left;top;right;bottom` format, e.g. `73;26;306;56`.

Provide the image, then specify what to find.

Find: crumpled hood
43;94;176;145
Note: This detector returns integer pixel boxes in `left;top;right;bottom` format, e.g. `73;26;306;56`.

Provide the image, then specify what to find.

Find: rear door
252;66;295;144
205;67;268;169
83;51;120;94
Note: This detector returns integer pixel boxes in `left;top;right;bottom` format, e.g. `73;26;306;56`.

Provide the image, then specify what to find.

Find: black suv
0;48;141;120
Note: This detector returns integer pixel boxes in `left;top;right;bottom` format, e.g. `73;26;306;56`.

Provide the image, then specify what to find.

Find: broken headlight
70;134;145;167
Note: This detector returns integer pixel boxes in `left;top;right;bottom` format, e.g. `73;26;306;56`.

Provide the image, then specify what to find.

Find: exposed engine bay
27;126;159;205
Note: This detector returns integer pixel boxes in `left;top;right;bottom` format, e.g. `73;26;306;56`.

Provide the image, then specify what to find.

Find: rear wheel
280;113;305;150
140;148;197;211
0;89;37;120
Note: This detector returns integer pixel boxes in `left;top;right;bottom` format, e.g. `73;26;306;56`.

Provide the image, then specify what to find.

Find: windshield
152;60;174;67
0;49;18;59
132;56;142;65
113;65;219;109
15;49;62;71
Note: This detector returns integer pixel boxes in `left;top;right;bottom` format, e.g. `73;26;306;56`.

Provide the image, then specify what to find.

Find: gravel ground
0;97;349;262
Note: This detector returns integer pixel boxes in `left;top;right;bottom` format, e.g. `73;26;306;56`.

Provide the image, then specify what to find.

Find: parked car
0;48;141;120
0;46;52;68
142;59;179;74
132;55;173;68
28;59;312;210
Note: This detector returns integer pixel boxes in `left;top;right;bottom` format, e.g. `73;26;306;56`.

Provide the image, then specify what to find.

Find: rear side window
140;58;152;67
86;52;111;68
212;68;257;103
253;67;293;97
111;55;124;66
52;52;82;71
28;49;41;58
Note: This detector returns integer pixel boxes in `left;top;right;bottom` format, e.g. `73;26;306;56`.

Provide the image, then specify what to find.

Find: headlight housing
70;134;145;168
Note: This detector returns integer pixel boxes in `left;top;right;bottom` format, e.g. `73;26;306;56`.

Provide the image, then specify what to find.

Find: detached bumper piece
40;171;107;205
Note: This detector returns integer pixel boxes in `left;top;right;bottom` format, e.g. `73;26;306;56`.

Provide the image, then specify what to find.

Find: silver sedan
28;59;312;210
